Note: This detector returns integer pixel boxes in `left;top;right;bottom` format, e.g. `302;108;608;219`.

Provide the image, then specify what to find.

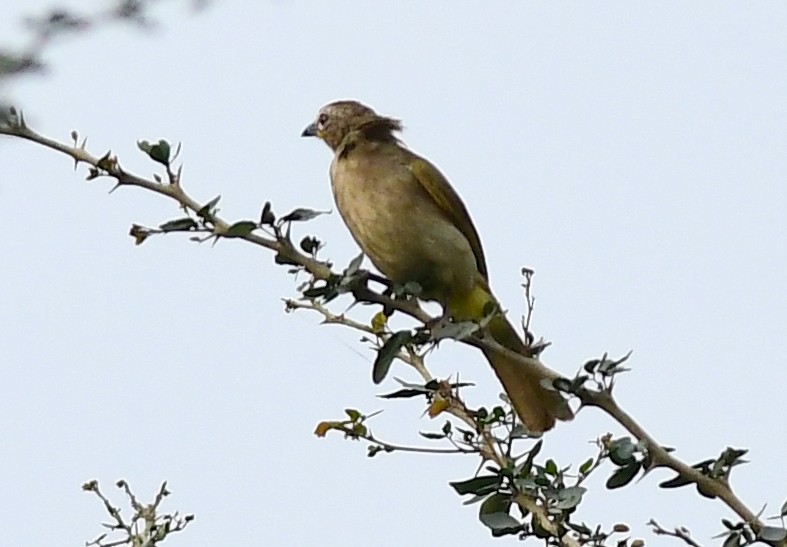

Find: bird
301;100;573;433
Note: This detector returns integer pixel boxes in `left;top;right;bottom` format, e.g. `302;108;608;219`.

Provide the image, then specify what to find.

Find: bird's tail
449;282;574;433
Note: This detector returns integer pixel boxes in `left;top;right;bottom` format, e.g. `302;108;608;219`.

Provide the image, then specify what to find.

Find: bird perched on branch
302;100;573;433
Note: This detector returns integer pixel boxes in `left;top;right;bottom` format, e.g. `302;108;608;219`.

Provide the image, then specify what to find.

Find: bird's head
301;100;401;151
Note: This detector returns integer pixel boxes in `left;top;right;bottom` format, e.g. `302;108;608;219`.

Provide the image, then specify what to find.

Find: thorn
80;136;88;150
108;182;121;194
637;466;655;483
18;110;26;128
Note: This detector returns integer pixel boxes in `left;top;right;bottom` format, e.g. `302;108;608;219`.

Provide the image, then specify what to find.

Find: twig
1;119;335;271
648;519;703;547
283;297;433;382
331;423;475;455
580;389;764;536
82;479;192;547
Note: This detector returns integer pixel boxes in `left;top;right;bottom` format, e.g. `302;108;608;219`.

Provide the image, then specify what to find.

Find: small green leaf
545;459;558;476
225;221;257;237
583;359;601;373
300;235;320;254
659;474;693;489
378;388;429;399
345;252;364;276
423;379;440;391
259;201;275;225
551;377;573;392
514;477;538;492
554;486;586;510
372;330;412;384
344;409;361;422
719;447;748;466
138;139;170;165
419;431;446;440
608;437;637;466
758;527;787;542
129;224;150;245
606;462;640;489
86;167;100;181
579;458;594;475
597;358;617;374
722;531;742;547
321;289;340;303
479;492;510;515
479;494;520;535
302;284;332;299
149;139;171;165
450;475;501;496
462;493;490;506
534;475;552;487
569;375;588;391
479;512;521;535
158;218;197;232
529;439;544;458
279;207;327;223
510;424;535;439
692;458;716;471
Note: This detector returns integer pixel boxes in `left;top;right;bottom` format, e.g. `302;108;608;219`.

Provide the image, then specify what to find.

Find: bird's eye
317;113;329;127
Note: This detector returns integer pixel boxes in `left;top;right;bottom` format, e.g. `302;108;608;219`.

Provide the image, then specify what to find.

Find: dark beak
301;122;318;137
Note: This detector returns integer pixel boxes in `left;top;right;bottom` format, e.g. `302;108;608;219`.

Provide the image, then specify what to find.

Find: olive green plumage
302;100;572;433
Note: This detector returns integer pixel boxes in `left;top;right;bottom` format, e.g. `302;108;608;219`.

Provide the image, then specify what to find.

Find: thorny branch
2;114;782;547
82;480;193;547
579;388;764;537
648;519;703;547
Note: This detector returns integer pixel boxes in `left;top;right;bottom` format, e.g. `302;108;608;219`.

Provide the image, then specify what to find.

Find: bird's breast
329;150;477;301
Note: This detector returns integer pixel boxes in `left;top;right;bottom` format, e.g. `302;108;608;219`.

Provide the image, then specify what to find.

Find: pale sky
2;2;786;546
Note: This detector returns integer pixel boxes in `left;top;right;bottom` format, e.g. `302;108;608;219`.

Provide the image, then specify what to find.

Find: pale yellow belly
330;158;476;303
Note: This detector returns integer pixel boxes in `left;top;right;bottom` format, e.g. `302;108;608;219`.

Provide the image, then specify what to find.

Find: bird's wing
407;153;489;280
